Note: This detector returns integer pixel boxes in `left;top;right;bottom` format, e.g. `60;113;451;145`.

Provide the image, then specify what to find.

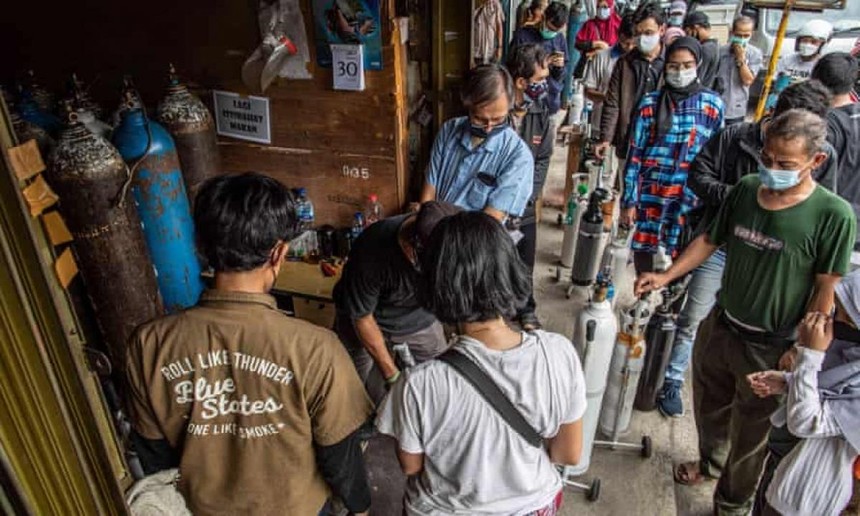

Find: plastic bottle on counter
295;188;315;231
365;194;384;226
351;212;366;240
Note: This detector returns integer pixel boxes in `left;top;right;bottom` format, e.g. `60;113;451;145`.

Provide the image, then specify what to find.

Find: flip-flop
673;461;709;486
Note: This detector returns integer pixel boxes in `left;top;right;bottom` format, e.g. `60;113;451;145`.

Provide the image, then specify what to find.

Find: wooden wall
0;0;409;227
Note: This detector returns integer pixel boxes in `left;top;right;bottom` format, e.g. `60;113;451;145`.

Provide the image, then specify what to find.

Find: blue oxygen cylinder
112;100;203;312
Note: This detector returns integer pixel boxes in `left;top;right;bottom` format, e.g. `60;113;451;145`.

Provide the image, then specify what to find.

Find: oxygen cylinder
17;84;61;135
112;92;204;313
560;175;589;268
568;80;585;126
565;275;618;476
112;76;142;128
20;70;55;113
571;188;611;286
68;73;103;120
47;103;164;368
11;111;55;154
634;277;689;411
157;64;221;200
599;296;651;437
603;224;633;306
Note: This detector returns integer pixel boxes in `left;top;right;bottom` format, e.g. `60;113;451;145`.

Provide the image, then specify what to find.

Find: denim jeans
664;248;726;382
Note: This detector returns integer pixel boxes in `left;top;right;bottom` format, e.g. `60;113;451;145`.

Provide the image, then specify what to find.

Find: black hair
774;79;832;119
506;43;548;81
812;52;859;96
420;212;530;324
620;14;636;38
544;2;569;28
633;1;665;27
461;64;514;108
194;172;298;272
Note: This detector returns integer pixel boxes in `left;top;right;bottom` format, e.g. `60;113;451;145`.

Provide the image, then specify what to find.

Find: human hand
634;272;668;296
778;347;797;371
594;141;610;159
593;40;610;51
798;311;834;352
550;54;565;68
731;43;745;61
747;370;787;398
621;206;637;227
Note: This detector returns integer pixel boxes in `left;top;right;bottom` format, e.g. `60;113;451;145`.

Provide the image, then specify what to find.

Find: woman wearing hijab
620;36;724;273
749;270;860;516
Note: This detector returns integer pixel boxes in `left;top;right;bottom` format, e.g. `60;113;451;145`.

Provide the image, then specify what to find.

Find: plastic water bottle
295;188;315;231
351;212;365;240
365;194;384;226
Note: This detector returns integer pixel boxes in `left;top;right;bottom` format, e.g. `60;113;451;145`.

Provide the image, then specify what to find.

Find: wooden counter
274;261;341;328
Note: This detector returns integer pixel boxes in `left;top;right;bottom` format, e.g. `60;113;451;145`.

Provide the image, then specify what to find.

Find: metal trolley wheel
587;478;601;502
641;436;653;459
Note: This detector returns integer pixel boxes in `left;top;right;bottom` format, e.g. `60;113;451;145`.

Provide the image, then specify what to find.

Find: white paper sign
213;90;272;144
331;44;366;92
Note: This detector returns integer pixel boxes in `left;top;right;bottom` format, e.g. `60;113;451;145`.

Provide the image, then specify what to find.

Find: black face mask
834;320;860;343
470;120;509;139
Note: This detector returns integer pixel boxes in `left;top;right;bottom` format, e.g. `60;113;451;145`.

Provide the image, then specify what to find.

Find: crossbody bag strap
438;349;544;448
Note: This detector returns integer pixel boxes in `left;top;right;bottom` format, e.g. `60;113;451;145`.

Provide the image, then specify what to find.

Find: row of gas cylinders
7;67;221;370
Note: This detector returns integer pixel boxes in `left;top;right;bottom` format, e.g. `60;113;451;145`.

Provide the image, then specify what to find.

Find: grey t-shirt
583;46;623;139
717;43;763;120
377;330;587;515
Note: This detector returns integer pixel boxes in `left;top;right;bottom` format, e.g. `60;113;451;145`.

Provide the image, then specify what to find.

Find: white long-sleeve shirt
766;347;859;516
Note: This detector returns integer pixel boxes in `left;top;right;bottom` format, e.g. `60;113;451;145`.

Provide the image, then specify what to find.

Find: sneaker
657;379;684;418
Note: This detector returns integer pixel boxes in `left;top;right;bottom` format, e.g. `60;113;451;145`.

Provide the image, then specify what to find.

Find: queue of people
120;1;860;515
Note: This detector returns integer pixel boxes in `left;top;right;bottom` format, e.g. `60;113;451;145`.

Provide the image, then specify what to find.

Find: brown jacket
599;50;665;159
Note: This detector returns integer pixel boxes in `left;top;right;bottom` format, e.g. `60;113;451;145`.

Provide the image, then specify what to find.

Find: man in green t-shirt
635;109;856;516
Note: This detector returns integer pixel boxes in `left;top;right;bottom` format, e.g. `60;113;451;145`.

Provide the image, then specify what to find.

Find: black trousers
517;221;537;316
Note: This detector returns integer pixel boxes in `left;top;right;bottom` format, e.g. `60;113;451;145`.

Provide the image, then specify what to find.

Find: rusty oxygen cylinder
46;101;164;369
67;73;103;120
3;86;55;155
156;64;221;200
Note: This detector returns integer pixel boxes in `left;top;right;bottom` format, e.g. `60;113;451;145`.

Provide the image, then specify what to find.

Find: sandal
673;461;711;486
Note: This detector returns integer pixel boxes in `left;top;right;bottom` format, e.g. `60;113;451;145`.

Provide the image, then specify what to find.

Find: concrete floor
364;135;714;515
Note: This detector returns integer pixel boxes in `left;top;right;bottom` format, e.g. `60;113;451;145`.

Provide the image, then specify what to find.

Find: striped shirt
766;347;859;516
621;89;724;254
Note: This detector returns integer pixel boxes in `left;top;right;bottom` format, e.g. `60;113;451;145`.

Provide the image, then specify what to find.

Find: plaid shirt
622;89;724;254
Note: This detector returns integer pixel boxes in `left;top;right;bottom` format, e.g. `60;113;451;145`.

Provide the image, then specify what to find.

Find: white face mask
638;33;660;54
665;67;698;88
798;42;820;57
597;7;611;20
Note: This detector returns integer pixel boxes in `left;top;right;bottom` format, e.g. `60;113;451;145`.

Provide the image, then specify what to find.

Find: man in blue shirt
510;2;569;114
420;64;534;223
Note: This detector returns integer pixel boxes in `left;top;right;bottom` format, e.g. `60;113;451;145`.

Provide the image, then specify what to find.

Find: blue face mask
758;164;802;191
669;15;684;27
525;79;549;101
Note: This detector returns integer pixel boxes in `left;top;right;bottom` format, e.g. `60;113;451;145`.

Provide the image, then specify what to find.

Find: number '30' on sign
331;44;366;92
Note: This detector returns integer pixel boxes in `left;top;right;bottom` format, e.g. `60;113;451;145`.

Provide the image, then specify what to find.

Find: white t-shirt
376;330;587;515
776;53;819;84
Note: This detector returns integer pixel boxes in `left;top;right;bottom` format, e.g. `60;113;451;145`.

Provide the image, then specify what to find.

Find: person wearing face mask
574;0;622;67
584;14;637;141
636;109;856;516
595;1;667;163
419;64;534;223
507;43;554;330
333;201;461;404
620;36;723;274
683;11;719;89
125;173;375;516
715;15;763;126
511;2;569;114
668;0;687;28
776;19;833;85
653;80;840;420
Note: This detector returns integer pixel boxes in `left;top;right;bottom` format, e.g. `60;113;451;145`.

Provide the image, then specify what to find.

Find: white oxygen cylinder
568;80;585;127
565;278;618;476
607;225;633;307
599;297;651;438
560;174;589;268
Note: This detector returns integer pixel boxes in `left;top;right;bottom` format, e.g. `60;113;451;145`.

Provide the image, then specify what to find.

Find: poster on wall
312;0;383;70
